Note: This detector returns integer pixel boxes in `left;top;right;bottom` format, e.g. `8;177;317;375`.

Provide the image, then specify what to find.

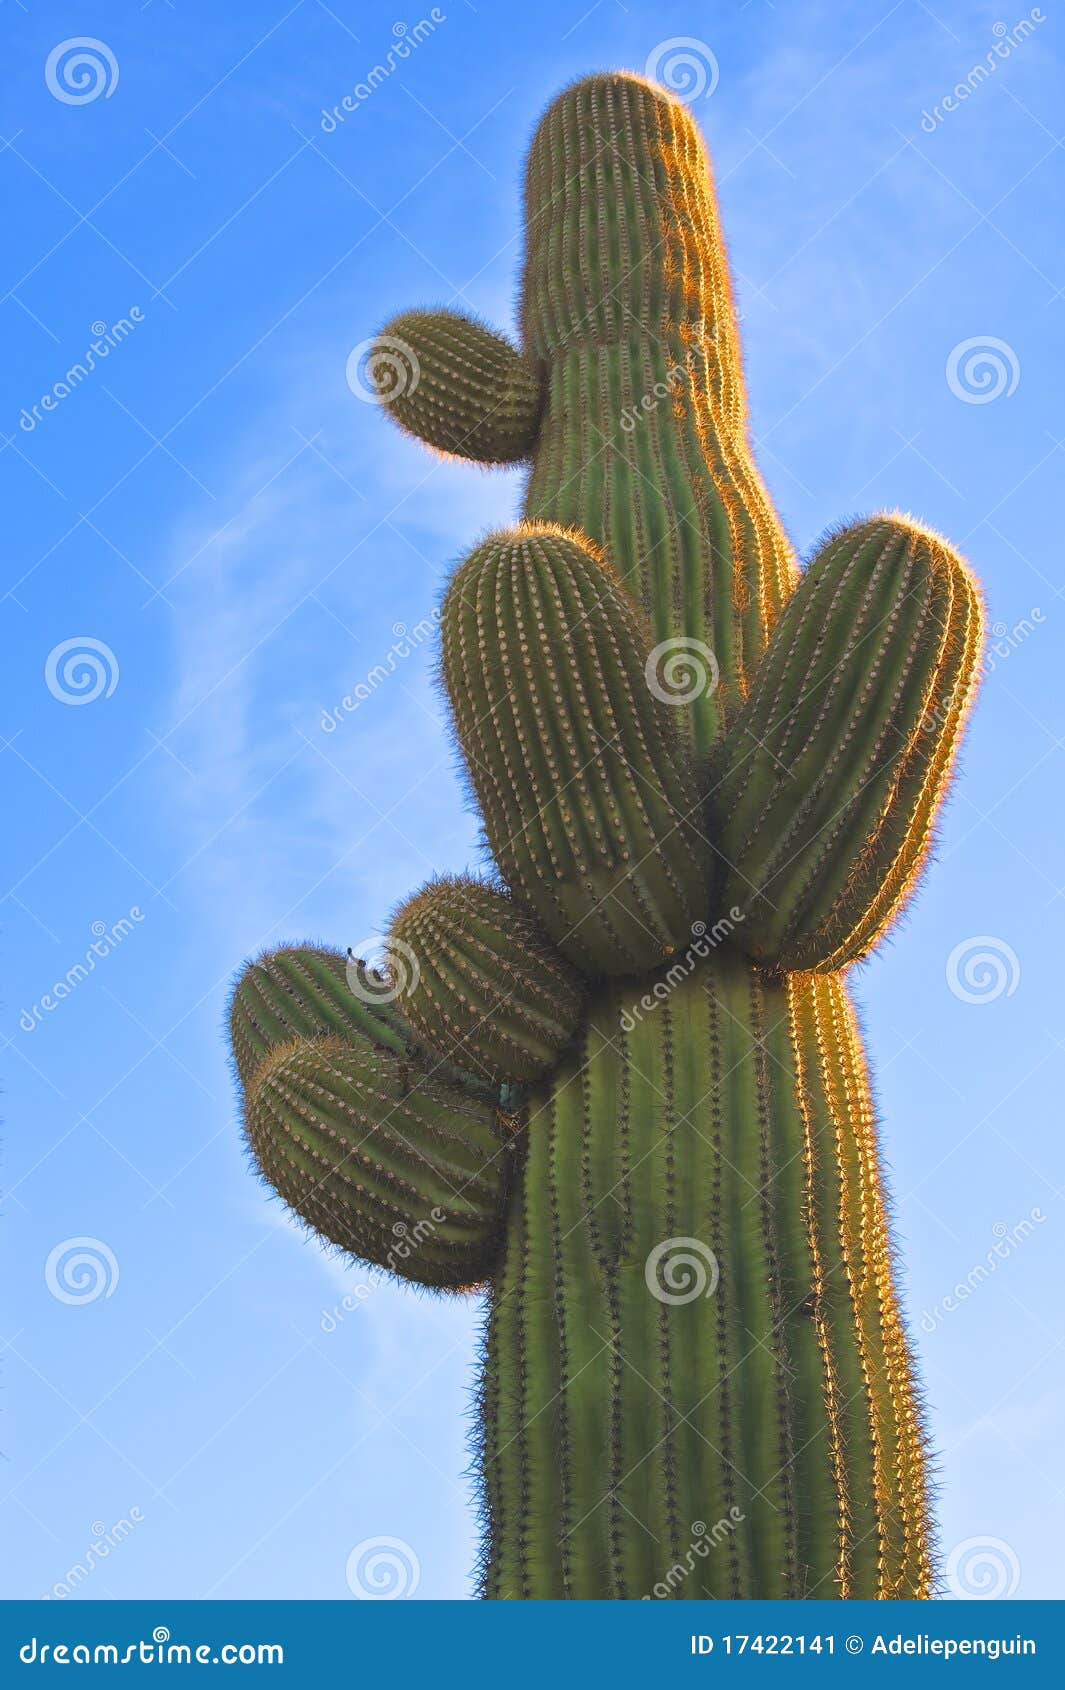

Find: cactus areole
230;73;983;1599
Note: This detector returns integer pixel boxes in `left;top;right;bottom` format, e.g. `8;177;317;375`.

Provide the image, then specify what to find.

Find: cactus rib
376;307;543;463
710;515;983;969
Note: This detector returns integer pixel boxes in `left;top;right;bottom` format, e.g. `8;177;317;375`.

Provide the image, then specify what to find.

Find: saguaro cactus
230;73;983;1598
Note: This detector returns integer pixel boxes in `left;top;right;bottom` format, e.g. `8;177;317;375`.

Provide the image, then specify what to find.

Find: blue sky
2;0;1062;1602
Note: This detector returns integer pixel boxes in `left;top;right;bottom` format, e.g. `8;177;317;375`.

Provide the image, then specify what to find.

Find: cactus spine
229;72;983;1598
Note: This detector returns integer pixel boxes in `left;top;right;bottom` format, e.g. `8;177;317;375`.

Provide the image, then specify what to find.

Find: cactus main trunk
480;951;931;1599
522;73;798;753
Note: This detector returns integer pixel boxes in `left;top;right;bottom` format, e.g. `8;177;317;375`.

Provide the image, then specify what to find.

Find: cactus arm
375;308;543;463
230;945;410;1087
440;523;710;974
388;876;584;1083
710;515;984;970
230;947;511;1287
246;1036;511;1288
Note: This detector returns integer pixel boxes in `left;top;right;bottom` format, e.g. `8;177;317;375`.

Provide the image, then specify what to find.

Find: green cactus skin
247;1035;509;1289
484;958;930;1599
442;527;710;974
228;71;984;1599
229;946;406;1089
374;308;542;463
229;942;494;1099
522;75;798;762
232;946;512;1287
389;877;584;1084
709;516;984;971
